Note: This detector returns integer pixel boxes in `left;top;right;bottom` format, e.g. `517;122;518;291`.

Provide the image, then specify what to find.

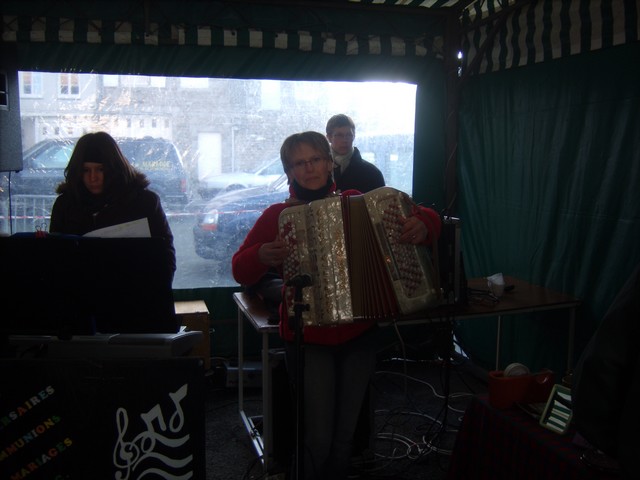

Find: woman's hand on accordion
258;239;288;267
400;216;429;245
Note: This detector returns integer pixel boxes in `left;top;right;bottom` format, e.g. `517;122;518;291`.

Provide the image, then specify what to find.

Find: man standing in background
326;114;385;193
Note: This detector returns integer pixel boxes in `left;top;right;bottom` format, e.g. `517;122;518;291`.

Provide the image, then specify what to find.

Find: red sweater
232;190;441;345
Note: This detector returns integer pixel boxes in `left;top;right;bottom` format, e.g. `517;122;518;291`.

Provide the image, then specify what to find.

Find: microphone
286;273;313;288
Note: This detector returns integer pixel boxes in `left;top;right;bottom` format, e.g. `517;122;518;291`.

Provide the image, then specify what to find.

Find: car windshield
27;142;74;169
256;158;283;176
268;173;288;192
1;74;417;288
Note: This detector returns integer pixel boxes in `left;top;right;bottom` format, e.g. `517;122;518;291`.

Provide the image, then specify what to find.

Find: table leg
495;315;502;371
238;308;244;413
237;312;266;470
262;332;272;472
567;307;576;374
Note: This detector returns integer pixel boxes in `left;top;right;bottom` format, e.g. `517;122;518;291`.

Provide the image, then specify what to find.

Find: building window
103;75;119;87
19;72;43;97
120;75;166;88
261;80;281;110
59;73;80;97
180;77;208;89
150;76;166;87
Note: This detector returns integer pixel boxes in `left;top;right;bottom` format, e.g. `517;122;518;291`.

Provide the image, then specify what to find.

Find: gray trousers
285;327;377;480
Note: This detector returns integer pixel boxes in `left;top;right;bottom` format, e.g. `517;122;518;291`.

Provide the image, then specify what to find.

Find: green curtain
456;42;640;375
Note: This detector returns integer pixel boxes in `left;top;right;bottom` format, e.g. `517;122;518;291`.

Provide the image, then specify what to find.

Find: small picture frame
539;384;572;434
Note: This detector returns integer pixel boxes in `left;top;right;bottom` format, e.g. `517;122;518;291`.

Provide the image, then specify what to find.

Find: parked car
197;156;282;200
118;137;191;208
193;173;289;270
11;136;190;206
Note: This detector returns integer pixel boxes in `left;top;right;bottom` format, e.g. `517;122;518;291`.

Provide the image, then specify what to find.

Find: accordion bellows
279;186;440;326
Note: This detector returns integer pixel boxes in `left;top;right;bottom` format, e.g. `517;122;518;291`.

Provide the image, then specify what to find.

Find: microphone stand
286;273;311;480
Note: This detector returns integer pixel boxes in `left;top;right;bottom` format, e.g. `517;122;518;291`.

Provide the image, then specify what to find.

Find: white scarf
332;146;354;174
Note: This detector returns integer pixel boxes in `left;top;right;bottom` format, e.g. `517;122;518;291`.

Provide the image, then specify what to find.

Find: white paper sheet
83;217;151;238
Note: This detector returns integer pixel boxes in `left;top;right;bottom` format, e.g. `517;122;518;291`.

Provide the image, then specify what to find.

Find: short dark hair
326;114;356;135
280;131;332;172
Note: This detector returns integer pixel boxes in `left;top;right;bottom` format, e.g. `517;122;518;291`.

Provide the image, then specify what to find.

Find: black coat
50;184;176;275
333;147;385;194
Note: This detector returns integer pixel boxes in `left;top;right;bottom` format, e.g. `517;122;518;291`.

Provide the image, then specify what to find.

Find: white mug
487;272;505;297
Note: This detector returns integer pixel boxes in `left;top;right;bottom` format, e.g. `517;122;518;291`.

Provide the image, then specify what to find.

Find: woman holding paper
49;131;176;277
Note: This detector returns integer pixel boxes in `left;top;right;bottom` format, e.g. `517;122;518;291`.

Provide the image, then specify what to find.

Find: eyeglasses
290;156;326;172
331;132;354;140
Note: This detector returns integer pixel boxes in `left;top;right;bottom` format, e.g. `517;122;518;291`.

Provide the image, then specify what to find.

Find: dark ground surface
203;350;489;480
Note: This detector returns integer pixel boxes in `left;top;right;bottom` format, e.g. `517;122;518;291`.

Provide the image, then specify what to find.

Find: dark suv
6;136;190;232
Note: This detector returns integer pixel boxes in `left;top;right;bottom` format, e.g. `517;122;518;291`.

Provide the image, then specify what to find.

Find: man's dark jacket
333;147;385;194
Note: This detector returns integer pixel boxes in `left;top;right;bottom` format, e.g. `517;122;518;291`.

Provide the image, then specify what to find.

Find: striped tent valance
1;14;439;59
461;0;640;75
2;1;638;74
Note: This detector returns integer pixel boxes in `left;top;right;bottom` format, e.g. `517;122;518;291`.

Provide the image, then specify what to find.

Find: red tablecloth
447;394;618;480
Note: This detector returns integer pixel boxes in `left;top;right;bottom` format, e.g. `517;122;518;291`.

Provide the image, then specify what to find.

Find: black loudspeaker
0;43;23;172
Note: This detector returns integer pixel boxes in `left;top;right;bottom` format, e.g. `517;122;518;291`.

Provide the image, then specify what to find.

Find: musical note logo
112;384;193;480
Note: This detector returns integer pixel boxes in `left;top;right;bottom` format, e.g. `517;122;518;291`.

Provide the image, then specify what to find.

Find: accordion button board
279;186;440;326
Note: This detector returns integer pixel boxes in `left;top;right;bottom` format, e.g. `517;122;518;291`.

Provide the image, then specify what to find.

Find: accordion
279;186;441;326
